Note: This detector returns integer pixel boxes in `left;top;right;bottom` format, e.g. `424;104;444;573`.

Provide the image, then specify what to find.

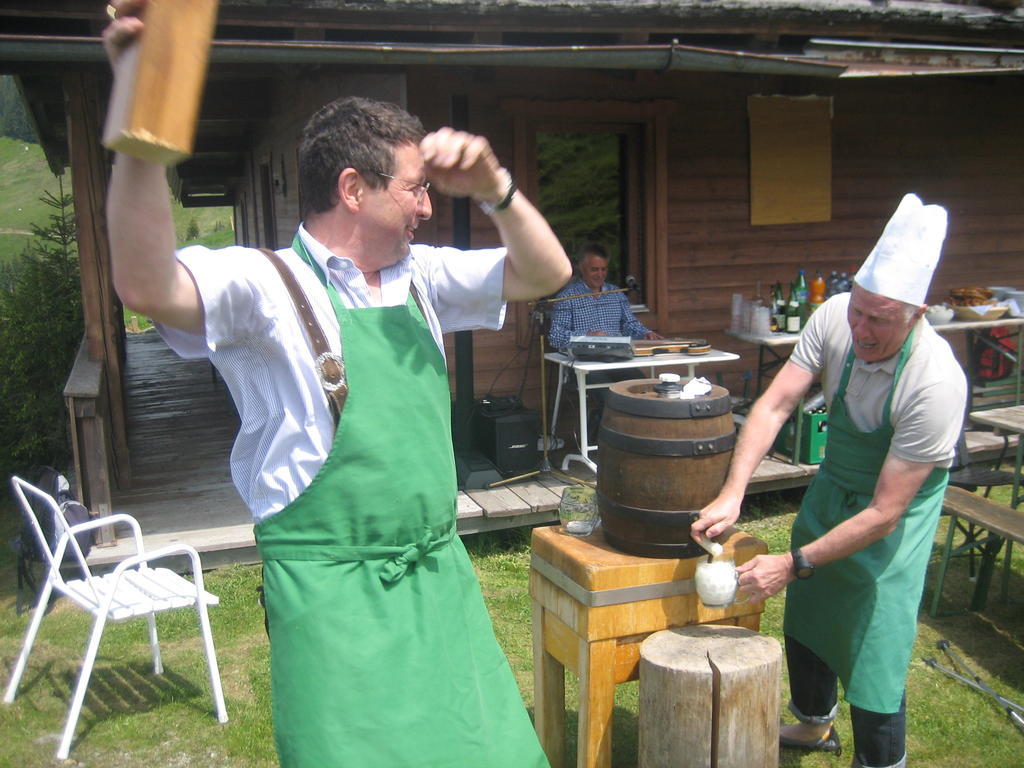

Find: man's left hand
735;553;794;602
644;331;665;340
420;128;507;203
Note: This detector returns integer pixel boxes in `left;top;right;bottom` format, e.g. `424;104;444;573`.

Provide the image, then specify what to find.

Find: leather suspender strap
258;248;347;426
408;283;429;329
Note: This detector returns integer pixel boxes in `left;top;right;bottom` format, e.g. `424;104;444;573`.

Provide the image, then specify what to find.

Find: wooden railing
63;339;115;546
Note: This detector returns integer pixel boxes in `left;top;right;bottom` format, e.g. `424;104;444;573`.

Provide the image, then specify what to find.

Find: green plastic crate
774;411;829;465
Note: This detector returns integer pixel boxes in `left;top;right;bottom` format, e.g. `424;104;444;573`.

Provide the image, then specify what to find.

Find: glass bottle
795;269;809;304
809;270;826;315
785;283;802;333
826;271;840;298
772;282;786;332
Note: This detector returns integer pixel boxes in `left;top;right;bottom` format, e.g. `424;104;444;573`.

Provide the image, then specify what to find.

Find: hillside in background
0;75;34;142
0;138;66;264
0;137;233;266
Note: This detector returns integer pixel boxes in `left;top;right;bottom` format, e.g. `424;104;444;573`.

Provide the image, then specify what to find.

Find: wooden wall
231;64;1024;410
411;66;1024;406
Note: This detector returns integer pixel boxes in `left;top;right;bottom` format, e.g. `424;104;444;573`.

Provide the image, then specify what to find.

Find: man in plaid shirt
548;243;663;349
547;244;663;434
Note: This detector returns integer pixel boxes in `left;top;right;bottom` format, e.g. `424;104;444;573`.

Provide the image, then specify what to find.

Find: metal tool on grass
922;658;1024;715
929;639;1024;735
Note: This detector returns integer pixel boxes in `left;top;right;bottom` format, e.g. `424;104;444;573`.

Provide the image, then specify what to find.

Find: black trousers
786;634;907;768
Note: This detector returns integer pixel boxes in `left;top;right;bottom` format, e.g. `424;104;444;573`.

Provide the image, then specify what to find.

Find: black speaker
474;404;540;476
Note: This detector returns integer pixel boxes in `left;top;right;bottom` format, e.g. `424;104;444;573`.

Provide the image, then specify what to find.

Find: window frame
503;98;672;333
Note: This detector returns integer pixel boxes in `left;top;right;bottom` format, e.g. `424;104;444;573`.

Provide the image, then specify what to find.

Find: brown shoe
779;724;842;756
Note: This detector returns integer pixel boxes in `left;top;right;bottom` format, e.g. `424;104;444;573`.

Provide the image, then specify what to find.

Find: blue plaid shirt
547;279;652;349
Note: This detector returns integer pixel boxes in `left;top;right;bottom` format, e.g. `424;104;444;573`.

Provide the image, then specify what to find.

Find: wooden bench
930;485;1024;616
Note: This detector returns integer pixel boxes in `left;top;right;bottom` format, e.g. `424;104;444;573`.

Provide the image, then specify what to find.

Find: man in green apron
693;194;966;768
103;9;571;766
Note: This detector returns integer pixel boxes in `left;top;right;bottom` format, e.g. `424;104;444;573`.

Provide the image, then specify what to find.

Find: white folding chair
4;475;228;760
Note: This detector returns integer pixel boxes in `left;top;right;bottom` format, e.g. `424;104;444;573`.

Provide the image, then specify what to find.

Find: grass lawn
1;489;1022;767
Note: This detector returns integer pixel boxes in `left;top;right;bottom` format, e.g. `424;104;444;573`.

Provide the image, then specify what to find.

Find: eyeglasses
374;171;431;201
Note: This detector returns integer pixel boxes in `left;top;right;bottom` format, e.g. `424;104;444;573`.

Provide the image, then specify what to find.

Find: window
504;99;671;331
535;129;641;297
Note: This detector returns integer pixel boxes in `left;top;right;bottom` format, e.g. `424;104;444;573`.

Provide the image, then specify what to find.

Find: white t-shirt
789;292;966;467
158;225;507;521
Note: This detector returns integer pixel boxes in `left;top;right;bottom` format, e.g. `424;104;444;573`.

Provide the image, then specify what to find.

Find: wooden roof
1;0;1022;197
1;0;1022;43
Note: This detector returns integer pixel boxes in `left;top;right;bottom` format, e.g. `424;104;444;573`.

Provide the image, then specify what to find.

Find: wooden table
727;316;1024;411
728;317;1024;465
723;328;799;396
968;405;1024;601
529;524;767;768
969;405;1024;507
930;486;1024;615
545;349;740;473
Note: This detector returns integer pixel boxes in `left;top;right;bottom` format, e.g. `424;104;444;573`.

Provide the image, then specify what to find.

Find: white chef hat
854;193;948;306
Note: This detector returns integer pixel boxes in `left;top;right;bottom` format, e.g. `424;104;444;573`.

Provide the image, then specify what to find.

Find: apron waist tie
258;525;455;585
379;529;450;584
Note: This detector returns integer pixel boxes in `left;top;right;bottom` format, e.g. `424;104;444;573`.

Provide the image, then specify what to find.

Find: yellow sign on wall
748;95;833;226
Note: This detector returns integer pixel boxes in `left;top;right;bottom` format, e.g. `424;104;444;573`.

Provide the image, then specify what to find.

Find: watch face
793;549;814;579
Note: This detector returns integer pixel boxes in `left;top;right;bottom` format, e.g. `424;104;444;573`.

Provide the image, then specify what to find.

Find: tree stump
639;625;781;768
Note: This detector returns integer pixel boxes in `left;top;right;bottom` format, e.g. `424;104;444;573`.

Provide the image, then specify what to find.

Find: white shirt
789;292;966;467
158;226;507;521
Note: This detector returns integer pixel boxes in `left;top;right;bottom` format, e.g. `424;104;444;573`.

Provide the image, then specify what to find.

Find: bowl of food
952;304;1008;322
948;286;995;307
925;305;954;325
947;287;1008;322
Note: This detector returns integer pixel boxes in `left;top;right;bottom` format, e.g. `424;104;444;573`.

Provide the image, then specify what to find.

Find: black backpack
11;466;95;615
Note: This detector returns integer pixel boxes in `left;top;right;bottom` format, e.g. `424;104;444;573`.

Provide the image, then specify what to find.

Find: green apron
255;237;549;768
783;328;948;714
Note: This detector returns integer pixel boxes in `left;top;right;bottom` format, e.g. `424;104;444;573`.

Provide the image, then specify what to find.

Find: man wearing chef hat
693;194;966;768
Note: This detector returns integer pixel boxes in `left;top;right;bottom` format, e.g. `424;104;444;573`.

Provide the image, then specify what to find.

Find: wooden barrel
597;379;735;558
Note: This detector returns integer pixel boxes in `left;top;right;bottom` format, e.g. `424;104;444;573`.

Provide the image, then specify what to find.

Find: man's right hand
102;0;146;65
104;0;204;335
691;493;742;544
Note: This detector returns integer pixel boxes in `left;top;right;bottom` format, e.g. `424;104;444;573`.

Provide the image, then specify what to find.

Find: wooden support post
578;638;617;768
533;601;566;768
65;71;132;488
639;625;781;768
64;341;115;545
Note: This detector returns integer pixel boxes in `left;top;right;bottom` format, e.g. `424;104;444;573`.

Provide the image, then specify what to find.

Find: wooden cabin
1;0;1022;553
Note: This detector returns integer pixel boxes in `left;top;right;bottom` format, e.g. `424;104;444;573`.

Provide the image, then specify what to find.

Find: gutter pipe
0;35;845;78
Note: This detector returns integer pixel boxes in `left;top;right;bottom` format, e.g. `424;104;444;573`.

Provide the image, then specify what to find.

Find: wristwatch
476;169;517;216
792;547;815;579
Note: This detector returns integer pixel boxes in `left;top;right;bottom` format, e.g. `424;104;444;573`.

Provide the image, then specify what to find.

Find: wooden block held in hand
102;0;219;165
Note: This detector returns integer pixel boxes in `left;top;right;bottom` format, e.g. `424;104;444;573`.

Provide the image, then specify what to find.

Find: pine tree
0;75;37;142
0;179;82;476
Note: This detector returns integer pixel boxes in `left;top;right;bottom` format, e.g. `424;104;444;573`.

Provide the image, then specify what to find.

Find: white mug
694;558;748;608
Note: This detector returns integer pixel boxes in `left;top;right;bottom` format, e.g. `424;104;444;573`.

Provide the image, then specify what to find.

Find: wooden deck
93;330;249;567
88;330;1015;569
90;331;580;567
